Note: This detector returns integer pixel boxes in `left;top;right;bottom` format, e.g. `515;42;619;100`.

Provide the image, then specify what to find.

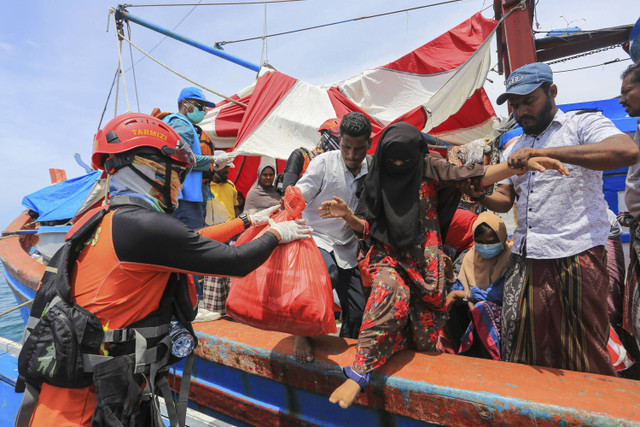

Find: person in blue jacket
164;87;236;229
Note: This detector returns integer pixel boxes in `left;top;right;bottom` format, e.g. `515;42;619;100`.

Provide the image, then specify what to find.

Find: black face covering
362;122;429;248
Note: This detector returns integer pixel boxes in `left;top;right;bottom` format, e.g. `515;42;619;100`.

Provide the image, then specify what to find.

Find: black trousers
319;248;366;339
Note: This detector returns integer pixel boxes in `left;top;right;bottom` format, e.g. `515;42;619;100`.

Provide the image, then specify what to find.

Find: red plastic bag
226;186;337;336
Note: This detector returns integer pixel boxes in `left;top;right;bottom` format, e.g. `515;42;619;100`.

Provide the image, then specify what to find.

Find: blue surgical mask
475;242;504;259
187;109;205;124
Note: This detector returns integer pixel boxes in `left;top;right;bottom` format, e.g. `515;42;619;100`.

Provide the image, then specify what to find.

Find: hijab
362;122;429;248
244;164;280;212
458;212;513;291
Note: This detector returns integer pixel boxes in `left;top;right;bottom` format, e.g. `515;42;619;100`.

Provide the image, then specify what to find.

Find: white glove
213;152;237;171
249;204;280;226
269;219;312;243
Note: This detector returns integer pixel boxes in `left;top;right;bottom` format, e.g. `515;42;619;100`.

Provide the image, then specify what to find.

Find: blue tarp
22;171;101;222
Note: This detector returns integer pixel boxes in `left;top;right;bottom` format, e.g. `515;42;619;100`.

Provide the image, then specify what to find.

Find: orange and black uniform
30;200;278;426
281;147;313;193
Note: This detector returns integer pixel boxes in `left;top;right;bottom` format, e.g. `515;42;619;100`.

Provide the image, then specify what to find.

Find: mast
113;5;261;72
493;0;537;78
493;0;632;78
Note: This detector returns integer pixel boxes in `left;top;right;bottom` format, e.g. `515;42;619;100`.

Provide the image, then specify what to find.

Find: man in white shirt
620;61;640;359
294;112;372;362
472;62;638;375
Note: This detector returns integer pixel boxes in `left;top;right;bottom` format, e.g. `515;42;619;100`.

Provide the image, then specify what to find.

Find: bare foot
329;379;361;408
293;336;314;363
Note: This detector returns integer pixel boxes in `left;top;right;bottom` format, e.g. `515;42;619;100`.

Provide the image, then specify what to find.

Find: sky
0;0;638;229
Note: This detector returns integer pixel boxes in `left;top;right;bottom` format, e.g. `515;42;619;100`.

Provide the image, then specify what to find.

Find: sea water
0;263;26;342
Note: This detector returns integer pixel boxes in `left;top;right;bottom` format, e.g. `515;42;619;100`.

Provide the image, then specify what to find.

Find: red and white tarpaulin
199;12;498;195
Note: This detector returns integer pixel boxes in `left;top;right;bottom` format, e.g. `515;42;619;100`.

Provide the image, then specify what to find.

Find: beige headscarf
457;212;512;291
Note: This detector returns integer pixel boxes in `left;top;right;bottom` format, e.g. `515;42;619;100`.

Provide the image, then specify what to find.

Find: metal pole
114;5;261;72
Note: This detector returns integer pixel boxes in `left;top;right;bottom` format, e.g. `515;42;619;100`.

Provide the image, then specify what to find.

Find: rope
218;0;464;45
126;21;141;112
260;2;268;67
97;68;120;130
0;299;33;318
123;0;304;7
112;11;132;113
118;32;248;108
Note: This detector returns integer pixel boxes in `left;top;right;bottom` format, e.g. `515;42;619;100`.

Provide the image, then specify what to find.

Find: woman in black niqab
362;122;429;248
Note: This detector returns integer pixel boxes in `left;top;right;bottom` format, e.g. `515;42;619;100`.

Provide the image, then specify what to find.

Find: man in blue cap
467;62;638;375
163;87;236;229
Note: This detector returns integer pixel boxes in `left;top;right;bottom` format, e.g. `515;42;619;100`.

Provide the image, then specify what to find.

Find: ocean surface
0;263;26;342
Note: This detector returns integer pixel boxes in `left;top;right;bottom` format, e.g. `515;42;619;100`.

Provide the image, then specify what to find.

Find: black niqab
362;122;429;248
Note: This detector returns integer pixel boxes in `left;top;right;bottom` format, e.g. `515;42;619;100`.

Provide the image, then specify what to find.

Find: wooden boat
2;1;640;425
2;211;640;426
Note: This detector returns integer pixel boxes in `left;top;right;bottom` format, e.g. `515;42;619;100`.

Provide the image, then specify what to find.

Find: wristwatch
239;212;251;228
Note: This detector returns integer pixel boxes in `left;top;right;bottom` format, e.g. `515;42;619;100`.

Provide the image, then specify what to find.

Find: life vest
15;197;197;427
274;147;314;195
298;147;313;178
163;113;204;202
199;129;215;183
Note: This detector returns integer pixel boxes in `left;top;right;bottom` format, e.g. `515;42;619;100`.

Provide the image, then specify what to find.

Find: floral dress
353;179;449;374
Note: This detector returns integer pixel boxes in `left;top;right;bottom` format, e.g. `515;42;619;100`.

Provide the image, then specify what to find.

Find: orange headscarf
457;212;512;291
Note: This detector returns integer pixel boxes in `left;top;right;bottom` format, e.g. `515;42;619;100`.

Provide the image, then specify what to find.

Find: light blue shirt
295;150;368;268
499;110;622;259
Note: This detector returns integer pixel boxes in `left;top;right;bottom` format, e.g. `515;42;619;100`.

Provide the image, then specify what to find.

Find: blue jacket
163;114;204;202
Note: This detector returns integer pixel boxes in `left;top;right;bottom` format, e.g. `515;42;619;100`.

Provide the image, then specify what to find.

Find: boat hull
2;211;640;426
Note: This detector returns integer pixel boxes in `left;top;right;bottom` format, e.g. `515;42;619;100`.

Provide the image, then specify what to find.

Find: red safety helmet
92;112;195;173
318;118;340;137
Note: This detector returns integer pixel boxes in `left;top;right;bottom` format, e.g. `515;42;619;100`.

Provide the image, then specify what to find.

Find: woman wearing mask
445;212;512;359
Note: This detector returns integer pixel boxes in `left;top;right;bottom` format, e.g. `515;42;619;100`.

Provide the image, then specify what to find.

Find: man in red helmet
21;113;311;426
276;118;341;194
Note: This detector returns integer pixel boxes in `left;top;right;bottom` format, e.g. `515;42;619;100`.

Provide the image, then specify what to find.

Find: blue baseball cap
178;87;216;108
496;62;553;105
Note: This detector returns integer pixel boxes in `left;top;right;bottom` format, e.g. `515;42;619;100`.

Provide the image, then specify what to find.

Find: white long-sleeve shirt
295;150;368;268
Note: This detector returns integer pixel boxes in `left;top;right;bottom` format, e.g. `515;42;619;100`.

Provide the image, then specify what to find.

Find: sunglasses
187;100;207;112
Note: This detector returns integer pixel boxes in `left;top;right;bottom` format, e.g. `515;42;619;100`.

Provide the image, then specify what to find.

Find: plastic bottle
169;320;195;358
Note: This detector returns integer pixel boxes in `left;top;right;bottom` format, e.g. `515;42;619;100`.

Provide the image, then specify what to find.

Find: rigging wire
98;68;121;130
125;0;203;72
112;12;132;113
126;21;142;112
217;0;464;46
553;57;631;73
260;1;268;67
123;0;304;7
119;31;248;107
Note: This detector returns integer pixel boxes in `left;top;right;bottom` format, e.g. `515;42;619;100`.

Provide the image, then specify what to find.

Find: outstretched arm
480;156;569;187
508;134;638;171
319;196;366;235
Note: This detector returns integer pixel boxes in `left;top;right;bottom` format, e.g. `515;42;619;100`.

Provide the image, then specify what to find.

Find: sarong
202;275;232;314
501;246;615;376
606;236;625;328
624;223;640;347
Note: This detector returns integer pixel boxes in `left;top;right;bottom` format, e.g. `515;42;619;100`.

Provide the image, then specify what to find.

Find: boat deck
185;319;640;426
